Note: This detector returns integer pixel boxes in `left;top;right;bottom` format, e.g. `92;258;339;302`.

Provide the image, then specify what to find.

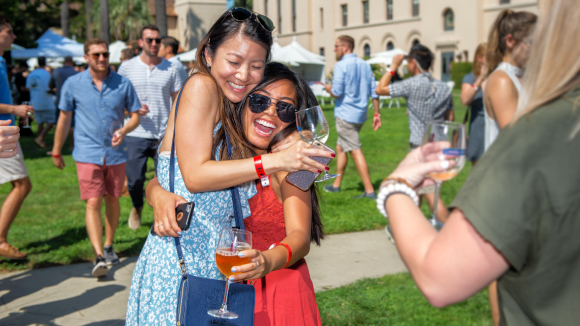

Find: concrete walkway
0;229;407;325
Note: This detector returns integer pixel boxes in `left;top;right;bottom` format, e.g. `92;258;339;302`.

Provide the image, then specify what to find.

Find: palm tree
100;0;110;43
155;0;167;36
85;0;93;39
61;0;70;38
92;0;153;42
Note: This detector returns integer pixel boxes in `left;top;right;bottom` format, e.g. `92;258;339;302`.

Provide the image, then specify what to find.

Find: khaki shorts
336;117;364;152
0;142;29;184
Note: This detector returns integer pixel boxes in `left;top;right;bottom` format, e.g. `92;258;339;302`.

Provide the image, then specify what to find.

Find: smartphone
286;140;335;191
176;202;195;231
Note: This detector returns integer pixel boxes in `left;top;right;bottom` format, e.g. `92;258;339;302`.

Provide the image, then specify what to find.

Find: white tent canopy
271;37;325;82
366;48;407;66
175;48;197;62
109;40;127;64
11;29;84;59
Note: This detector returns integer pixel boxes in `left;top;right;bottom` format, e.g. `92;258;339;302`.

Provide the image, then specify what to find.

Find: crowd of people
1;0;579;325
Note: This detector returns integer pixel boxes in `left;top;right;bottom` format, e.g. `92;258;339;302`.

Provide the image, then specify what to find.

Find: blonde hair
472;43;487;78
515;0;580;139
485;9;536;75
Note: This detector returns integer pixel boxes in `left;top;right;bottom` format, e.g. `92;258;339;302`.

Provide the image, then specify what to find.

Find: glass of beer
420;121;466;229
207;227;252;319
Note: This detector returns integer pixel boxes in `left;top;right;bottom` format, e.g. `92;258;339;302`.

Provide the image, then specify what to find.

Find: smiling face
84;43;109;73
206;34;267;103
243;79;297;152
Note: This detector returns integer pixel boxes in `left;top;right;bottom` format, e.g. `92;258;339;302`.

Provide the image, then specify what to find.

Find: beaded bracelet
376;177;419;218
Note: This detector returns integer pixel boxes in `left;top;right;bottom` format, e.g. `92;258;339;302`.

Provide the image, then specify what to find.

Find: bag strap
168;74;246;269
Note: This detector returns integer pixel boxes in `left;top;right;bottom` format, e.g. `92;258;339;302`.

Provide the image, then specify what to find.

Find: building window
278;0;282;34
342;4;348;27
387;41;394;50
292;0;297;32
500;0;510;4
412;0;419;17
386;0;393;20
265;0;268;16
443;9;454;31
320;8;324;29
320;47;325;56
364;44;371;58
412;39;420;46
363;1;369;24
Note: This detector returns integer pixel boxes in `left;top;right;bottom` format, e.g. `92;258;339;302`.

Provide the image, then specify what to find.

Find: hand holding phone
176;202;195;230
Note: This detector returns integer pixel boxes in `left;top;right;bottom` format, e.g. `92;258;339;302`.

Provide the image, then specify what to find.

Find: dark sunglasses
145;38;161;44
248;93;297;123
222;7;275;33
89;52;110;59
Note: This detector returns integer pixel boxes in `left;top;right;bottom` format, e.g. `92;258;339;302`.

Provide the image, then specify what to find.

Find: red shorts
75;161;126;200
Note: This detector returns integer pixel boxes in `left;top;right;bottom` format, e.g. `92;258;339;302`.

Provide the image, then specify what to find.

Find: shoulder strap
224;132;246;230
170;74;194;194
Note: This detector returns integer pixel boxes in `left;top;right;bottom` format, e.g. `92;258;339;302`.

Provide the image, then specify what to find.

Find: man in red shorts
52;38;141;277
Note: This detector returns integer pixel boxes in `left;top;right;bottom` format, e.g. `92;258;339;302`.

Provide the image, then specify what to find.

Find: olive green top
451;85;580;326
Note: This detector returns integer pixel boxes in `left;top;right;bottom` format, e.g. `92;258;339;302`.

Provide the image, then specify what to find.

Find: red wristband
254;155;266;178
276;242;293;268
52;154;61;158
388;69;395;76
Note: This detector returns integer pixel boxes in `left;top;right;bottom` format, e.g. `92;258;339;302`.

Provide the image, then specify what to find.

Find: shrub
451;62;473;90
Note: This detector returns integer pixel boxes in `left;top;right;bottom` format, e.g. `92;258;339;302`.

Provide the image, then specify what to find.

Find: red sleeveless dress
245;180;322;326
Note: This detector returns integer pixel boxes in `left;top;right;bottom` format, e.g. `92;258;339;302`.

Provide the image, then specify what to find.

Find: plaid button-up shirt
390;73;453;146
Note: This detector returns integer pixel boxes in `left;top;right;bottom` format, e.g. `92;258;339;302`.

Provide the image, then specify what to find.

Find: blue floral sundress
126;124;256;325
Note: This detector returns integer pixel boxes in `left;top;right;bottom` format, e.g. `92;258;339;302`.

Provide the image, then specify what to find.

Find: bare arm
445;109;455;122
324;84;339;98
372;98;382;131
0;103;33;117
111;111;140;147
484;72;519;129
461;80;483;106
376;54;404;96
51;111;73;169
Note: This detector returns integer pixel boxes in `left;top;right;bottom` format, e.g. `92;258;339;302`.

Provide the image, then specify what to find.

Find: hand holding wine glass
110;121;123;148
138;96;149;116
208;227;252;319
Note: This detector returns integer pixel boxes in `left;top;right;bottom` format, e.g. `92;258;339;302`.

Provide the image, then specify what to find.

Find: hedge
451;62;473;90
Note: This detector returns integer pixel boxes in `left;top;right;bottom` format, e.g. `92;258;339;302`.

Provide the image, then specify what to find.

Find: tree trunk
155;0;168;36
85;0;93;39
100;0;110;44
61;0;70;38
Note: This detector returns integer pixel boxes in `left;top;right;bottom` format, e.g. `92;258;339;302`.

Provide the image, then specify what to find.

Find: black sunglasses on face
222;7;275;33
90;52;110;59
145;38;161;44
248;93;297;123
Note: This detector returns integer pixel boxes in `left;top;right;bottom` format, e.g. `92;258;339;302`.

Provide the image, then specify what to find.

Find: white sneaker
92;256;109;277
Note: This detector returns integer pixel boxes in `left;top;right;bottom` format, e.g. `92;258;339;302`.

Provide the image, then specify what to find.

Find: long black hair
192;9;274;161
236;62;325;245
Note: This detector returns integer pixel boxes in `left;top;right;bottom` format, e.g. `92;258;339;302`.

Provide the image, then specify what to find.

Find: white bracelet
376;179;420;219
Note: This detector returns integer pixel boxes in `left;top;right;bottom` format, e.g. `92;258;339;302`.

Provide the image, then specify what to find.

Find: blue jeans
125;136;159;209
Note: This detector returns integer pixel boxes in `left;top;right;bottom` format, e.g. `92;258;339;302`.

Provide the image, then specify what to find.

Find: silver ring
253;260;260;270
157;222;163;227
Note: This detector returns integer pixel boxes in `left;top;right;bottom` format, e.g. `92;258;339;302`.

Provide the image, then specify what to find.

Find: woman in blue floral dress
126;9;332;325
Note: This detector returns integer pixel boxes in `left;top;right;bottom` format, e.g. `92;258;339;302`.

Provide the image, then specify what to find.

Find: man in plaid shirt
376;44;454;236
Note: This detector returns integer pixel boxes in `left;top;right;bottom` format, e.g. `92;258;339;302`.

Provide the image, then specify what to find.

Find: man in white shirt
118;25;186;229
26;56;56;148
158;36;187;75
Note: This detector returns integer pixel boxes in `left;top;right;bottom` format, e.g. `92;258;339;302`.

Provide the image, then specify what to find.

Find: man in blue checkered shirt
376;44;454;232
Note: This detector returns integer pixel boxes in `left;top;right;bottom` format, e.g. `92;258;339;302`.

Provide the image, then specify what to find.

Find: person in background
118;25;186;230
158;36;187;74
482;9;537;326
375;43;454;239
0;14;34;260
52;38;141;277
483;10;537;151
120;48;136;64
26;56;56;148
187;60;195;74
49;56;78;151
323;35;381;199
378;1;580;324
126;40;141;56
460;43;487;166
13;62;29;105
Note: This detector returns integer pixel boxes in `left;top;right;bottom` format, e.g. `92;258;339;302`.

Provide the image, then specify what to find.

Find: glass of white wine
420;121;466;229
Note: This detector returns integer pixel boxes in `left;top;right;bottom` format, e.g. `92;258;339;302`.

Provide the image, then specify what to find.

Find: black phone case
176;202;195;231
286;141;335;191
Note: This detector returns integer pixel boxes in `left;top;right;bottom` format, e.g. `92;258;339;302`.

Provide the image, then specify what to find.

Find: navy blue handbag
169;75;255;326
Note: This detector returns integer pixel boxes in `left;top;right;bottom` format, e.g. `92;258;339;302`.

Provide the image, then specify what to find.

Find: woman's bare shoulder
182;73;219;95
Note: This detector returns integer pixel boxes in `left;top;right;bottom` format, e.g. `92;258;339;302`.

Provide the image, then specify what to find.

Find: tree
85;0;93;39
2;0;62;48
155;0;167;36
100;0;110;43
233;0;252;9
61;0;70;38
91;0;153;42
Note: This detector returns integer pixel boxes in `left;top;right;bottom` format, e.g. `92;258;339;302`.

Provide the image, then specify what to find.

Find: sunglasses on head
90;52;110;59
145;38;161;44
248;93;297;123
222;7;275;33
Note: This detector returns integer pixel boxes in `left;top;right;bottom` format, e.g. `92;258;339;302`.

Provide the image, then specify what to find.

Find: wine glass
420;121;466;230
208;227;252;319
21;101;32;129
110;121;123;148
295;106;339;182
